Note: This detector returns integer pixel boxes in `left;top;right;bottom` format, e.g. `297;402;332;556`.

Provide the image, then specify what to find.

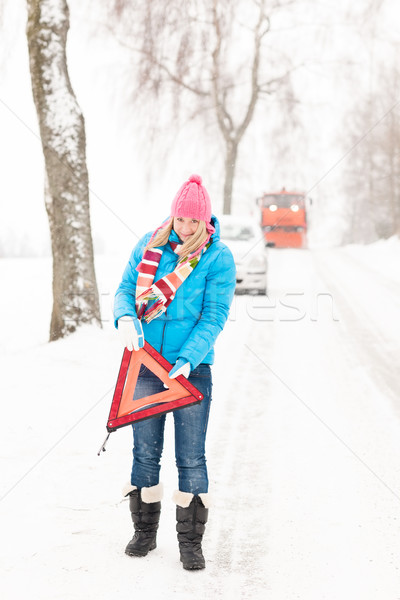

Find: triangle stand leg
97;432;112;456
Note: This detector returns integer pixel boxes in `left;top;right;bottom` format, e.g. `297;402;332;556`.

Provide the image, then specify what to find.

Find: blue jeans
130;363;212;494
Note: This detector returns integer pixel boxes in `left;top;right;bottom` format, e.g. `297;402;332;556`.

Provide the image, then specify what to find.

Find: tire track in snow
340;248;400;298
248;248;400;599
206;298;273;598
312;250;400;404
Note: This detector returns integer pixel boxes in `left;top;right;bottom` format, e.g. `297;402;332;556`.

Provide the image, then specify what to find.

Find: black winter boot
124;483;163;557
174;491;209;570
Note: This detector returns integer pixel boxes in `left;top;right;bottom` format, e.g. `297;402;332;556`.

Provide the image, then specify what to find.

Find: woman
114;174;236;570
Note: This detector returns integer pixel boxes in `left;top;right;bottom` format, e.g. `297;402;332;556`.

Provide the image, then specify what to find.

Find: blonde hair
146;217;209;258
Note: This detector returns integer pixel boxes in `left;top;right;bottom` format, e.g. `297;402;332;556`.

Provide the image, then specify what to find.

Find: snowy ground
1;239;400;600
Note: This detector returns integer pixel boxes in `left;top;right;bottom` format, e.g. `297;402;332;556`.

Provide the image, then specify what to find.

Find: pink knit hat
171;174;212;224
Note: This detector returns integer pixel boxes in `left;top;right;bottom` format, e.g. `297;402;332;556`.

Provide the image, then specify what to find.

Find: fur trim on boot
172;490;211;509
123;482;163;502
142;483;163;504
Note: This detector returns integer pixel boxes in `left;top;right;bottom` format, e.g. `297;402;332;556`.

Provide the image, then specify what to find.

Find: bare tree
106;0;294;214
340;0;400;243
210;1;270;213
26;0;101;340
342;68;400;243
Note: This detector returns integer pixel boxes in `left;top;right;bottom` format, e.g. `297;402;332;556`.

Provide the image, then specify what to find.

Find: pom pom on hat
171;174;212;224
188;174;202;185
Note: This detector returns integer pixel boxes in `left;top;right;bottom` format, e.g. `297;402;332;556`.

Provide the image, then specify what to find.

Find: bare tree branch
236;0;270;142
104;0;299;213
211;0;233;143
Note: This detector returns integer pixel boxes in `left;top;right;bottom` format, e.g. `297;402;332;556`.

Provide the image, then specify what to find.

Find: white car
219;215;268;295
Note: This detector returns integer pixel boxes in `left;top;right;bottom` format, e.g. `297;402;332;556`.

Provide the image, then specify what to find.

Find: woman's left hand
168;358;191;379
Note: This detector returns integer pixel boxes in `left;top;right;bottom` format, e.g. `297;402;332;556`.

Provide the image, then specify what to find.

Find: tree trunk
26;0;101;340
223;140;238;214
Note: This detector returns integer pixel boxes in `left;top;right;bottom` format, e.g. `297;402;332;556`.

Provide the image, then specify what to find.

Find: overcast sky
1;0;399;255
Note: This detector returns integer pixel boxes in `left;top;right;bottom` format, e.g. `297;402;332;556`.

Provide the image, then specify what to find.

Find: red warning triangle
107;342;204;431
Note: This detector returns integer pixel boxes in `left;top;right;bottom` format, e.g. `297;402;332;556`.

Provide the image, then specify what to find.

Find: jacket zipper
160;317;167;355
159;249;179;356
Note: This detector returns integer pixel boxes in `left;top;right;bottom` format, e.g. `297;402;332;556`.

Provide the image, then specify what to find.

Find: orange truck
256;188;308;248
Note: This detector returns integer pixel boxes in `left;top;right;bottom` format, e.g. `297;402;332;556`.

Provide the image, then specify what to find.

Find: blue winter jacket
113;216;236;370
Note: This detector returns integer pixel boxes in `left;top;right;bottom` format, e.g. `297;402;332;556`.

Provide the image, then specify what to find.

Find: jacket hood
210;214;220;242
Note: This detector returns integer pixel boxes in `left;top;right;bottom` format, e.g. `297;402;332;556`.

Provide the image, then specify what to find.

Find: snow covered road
1;241;400;599
230;247;400;599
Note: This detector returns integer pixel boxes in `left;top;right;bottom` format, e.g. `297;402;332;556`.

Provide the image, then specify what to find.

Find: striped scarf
136;239;208;323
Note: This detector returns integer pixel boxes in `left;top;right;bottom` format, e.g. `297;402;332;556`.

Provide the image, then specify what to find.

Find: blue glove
117;316;144;351
168;358;191;379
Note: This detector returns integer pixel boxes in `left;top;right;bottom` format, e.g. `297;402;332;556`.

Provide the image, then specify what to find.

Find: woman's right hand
117;316;144;351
